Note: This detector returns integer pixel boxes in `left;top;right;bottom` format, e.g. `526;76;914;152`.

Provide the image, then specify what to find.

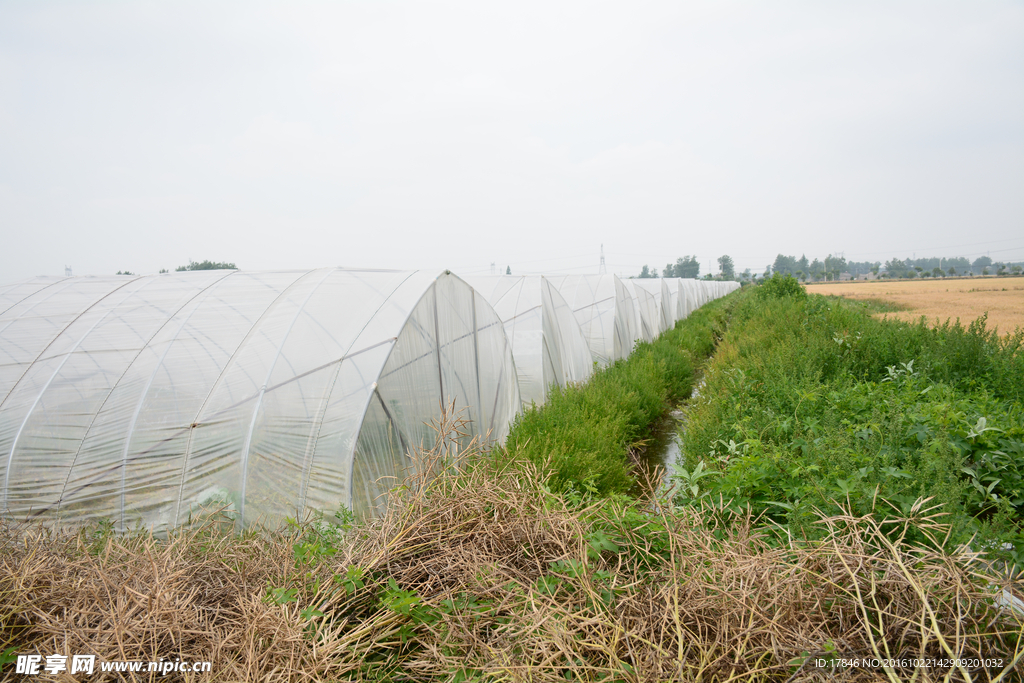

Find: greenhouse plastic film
0;269;520;531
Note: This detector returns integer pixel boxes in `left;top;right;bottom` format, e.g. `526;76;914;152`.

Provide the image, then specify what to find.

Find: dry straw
1;411;1021;682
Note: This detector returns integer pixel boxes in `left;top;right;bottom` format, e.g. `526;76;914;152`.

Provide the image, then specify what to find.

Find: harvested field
806;277;1024;334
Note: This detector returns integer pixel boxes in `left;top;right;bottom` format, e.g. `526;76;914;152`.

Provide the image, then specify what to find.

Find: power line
835;238;1024;259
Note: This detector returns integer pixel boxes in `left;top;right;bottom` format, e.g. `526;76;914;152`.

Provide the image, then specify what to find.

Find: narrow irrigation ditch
502;290;736;499
633;379;703;497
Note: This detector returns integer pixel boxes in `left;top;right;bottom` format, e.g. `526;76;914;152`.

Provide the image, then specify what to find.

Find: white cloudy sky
1;0;1021;280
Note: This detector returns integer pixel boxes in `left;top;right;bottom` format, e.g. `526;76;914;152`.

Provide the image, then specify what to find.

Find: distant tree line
769;254;854;282
175;260;238;271
768;253;1022;281
635;255;740;282
635;252;1023;283
115;260;238;276
881;255;1022;278
638;256;702;279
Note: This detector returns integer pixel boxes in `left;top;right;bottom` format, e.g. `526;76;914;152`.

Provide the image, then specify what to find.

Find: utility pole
599;245;606;275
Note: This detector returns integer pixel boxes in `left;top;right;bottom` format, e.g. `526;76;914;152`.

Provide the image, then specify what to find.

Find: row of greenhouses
0;270;738;530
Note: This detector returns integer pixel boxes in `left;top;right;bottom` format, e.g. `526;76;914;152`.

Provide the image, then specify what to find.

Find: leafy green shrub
757;272;806;300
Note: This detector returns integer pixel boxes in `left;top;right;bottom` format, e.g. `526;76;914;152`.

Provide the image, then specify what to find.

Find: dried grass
1;413;1021;682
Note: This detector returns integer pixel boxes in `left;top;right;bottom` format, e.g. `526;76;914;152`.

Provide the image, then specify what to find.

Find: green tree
116;270;135;275
824;254;847;280
772;254;797;275
885;258;906;278
506;265;511;275
176;260;237;271
717;255;735;280
638;265;656;278
809;258;823;281
662;256;700;279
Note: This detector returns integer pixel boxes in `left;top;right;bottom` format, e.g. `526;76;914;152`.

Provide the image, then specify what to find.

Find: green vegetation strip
679;274;1024;562
502;294;735;495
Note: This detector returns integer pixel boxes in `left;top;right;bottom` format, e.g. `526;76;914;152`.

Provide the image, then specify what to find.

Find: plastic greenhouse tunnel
544;274;639;366
0;269;520;532
631;278;674;334
629;281;664;343
462;275;593;409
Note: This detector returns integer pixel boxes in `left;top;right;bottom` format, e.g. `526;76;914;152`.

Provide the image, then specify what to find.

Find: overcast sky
1;0;1021;280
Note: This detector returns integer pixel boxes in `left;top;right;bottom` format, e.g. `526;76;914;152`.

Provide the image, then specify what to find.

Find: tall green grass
503;293;738;495
679;275;1024;562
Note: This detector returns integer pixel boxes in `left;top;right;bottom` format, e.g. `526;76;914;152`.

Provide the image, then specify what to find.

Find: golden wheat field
805;277;1024;334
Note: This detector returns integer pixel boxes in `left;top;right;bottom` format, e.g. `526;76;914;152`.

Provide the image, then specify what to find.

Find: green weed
678;288;1024;563
501;294;738;495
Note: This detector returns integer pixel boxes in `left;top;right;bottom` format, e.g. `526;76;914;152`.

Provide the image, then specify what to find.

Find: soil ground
805;276;1024;335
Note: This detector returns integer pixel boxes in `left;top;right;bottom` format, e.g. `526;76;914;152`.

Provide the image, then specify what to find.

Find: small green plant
670;460;717;499
83;518;116;554
533;575;562;596
585;529;620;560
0;646;17;669
335;565;366;594
881;359;918;383
266;585;298;605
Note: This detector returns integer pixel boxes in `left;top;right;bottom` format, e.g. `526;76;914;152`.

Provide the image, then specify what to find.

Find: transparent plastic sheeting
628;284;660;344
462;276;593;409
632;279;739;329
545;275;639;367
0;271;736;531
0;270;519;531
631;279;673;336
